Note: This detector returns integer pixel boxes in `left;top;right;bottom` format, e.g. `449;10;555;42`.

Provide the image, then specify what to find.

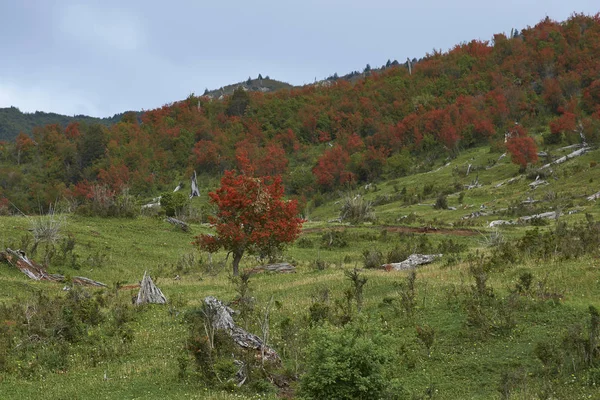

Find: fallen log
489;220;514;228
519;211;559;222
135;271;167;305
165;217;189;232
588;191;600;201
0;248;107;287
203;296;279;362
540;147;589;169
382;254;442;271
248;263;295;274
529;179;549;189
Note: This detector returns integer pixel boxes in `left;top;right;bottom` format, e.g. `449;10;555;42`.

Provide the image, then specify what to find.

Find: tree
194;171;303;276
506;136;538;171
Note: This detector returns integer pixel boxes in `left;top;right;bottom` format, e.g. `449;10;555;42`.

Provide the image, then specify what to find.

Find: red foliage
259;142;288;177
549;112;576;135
192;140;221;170
313;145;353;189
506;135;538;169
98;164;131;191
194;171;303;275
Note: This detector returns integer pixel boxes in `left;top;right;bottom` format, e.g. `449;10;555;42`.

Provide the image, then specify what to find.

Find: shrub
320;230;348;248
160;191;188;217
362;249;383;269
299;323;393;400
433;194;448;210
339;193;375;224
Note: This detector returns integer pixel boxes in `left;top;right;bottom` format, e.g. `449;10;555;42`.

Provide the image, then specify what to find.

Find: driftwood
0;248;107;287
135;271;167;305
248;263;295;274
165;217;189;232
382;254;442;271
203;296;279;362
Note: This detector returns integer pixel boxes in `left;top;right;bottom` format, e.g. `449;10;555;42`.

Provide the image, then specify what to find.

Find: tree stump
135;271;167;305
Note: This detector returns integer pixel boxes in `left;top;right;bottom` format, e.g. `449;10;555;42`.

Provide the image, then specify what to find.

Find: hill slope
0;106;131;142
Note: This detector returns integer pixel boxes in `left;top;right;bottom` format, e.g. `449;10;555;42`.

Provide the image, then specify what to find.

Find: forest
0;14;598;214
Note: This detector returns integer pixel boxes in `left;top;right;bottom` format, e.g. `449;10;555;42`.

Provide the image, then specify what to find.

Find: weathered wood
135;271;167;305
588;191;600;201
519;211;559;222
382;254;442;271
540;147;589;169
464;176;481;190
1;248;107;287
248;263;295;274
529;179;549;189
462;211;489;220
165;217;189;232
203;296;279;362
489;220;515;227
190;170;200;199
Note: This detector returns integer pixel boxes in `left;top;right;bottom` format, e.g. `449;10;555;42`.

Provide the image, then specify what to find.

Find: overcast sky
0;1;598;118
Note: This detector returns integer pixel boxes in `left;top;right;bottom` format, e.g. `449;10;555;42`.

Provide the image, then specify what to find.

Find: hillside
0;13;600;398
1;14;599;214
0;106;130;142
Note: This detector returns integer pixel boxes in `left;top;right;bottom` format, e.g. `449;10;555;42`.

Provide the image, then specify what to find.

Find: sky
0;1;598;118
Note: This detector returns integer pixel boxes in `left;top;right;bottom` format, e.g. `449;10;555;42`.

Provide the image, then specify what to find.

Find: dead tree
0;248;107;287
382;254;442;271
190;170;200;199
165;217;189;232
203;296;279;362
135;271;167;305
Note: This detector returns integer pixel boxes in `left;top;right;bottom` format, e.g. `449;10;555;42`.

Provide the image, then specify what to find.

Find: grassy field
1;145;599;399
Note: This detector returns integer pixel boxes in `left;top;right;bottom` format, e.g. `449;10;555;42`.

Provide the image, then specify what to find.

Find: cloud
0;81;101;117
57;4;145;52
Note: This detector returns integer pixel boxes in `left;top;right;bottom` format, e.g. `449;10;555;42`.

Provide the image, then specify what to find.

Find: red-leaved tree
194;171;303;276
506;136;538;171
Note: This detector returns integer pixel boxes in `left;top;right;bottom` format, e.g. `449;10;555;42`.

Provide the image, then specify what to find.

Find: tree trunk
232;250;244;276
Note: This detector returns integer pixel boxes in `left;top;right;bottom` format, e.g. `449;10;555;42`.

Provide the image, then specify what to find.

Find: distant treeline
0;106;134;142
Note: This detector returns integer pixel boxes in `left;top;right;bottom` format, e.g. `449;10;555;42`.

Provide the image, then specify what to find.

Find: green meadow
1;145;599;399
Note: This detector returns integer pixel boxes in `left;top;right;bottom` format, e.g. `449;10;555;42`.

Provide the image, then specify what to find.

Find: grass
0;144;599;399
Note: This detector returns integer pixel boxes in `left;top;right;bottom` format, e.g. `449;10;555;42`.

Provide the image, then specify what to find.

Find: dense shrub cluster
0;288;135;377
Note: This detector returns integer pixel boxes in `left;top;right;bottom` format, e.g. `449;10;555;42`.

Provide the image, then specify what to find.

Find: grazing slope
0;13;600;400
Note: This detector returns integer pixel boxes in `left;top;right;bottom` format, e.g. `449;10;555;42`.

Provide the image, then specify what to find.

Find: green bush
299;322;396;400
160;191;188;217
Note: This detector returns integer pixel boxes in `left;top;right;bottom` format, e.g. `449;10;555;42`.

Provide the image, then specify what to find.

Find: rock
382;254;442;271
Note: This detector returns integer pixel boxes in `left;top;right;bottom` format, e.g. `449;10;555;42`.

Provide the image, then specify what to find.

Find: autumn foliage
194;171;303;275
1;14;600;212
